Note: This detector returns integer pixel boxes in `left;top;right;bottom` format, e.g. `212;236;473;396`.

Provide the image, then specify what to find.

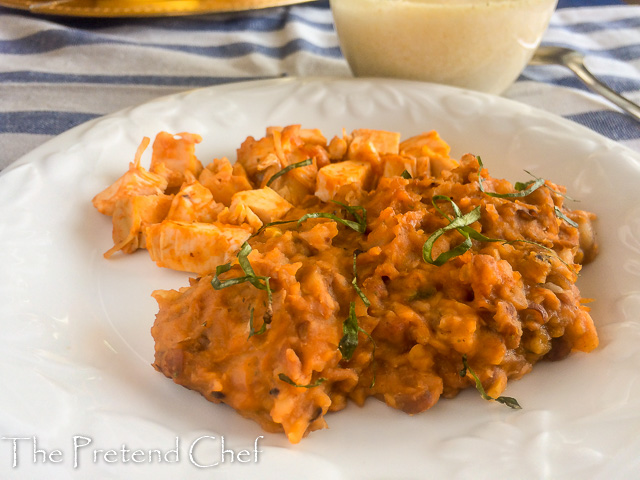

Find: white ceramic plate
2;78;639;480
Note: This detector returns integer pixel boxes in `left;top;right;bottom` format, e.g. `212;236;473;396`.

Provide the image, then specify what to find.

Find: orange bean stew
93;126;598;443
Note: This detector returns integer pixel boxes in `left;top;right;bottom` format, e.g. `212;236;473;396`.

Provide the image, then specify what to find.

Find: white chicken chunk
145;220;251;275
150;132;204;191
382;154;417;179
217;203;264;233
92;137;168;216
399;131;458;178
105;194;173;258
166;175;224;224
347;129;401;172
229;187;293;224
314;160;372;203
198;157;253;206
349;129;400;155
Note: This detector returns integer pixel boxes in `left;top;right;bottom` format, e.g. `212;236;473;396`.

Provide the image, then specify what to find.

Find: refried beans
92;125;598;443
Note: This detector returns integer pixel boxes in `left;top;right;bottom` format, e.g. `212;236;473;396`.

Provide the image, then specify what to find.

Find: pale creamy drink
331;0;558;95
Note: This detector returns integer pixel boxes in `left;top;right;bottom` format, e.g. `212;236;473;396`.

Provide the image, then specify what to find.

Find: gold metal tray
0;0;312;17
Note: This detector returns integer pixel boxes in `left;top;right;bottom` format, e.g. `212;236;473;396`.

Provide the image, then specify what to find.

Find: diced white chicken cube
348;128;401;164
399;130;458;177
198;157;252;206
217;202;264;233
315;160;372;202
150;132;204;190
229;187;293;224
92;137;168;216
105;194;173;258
298;127;327;145
399;130;450;158
430;156;459;178
236;134;277;180
145;220;251;275
350;129;400;155
328;135;348;161
382;154;417;178
166;178;223;223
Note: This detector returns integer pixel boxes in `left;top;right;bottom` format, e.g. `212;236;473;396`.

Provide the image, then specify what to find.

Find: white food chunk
315;160;372;202
145;220;251;275
349;129;400;158
382;154;417;178
229;187;293;224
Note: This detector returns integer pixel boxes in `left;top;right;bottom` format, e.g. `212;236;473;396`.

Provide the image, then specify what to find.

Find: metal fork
530;45;640;122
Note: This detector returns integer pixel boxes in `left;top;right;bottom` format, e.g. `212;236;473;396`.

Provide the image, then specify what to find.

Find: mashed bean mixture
93;126;598;443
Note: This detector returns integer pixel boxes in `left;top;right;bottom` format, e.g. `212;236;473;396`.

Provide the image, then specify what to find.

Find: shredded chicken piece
145;220;251;275
92;137;168;216
105;194;173;258
150;132;204;191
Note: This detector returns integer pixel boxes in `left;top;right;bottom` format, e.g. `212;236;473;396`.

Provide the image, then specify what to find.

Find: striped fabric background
0;0;639;169
516;4;640;150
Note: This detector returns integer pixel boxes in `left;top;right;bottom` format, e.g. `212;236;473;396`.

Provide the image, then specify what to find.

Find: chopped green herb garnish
480;158;579;205
212;241;273;334
339;301;359;361
505;238;575;273
423;232;473;266
251;219;297;237
461;355;521;409
253;201;367;237
422;196;481;266
430;195;499;244
423;195;576;272
278;373;326;389
409;287;437;301
351;251;371;307
212;261;245;289
344;252;375;383
296;211;363;233
266;158;313;187
431;194;463;220
212;243;271;295
476;160;579;270
554;206;579;228
236;242;273;306
248;307;267;338
236;241;257;276
514;180;535;191
522;170;579;202
338;301;377;387
331;200;367;233
477;156;545;198
400;169;412;179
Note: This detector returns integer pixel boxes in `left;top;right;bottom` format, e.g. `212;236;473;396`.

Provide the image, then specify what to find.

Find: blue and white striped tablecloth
1;0;639;170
